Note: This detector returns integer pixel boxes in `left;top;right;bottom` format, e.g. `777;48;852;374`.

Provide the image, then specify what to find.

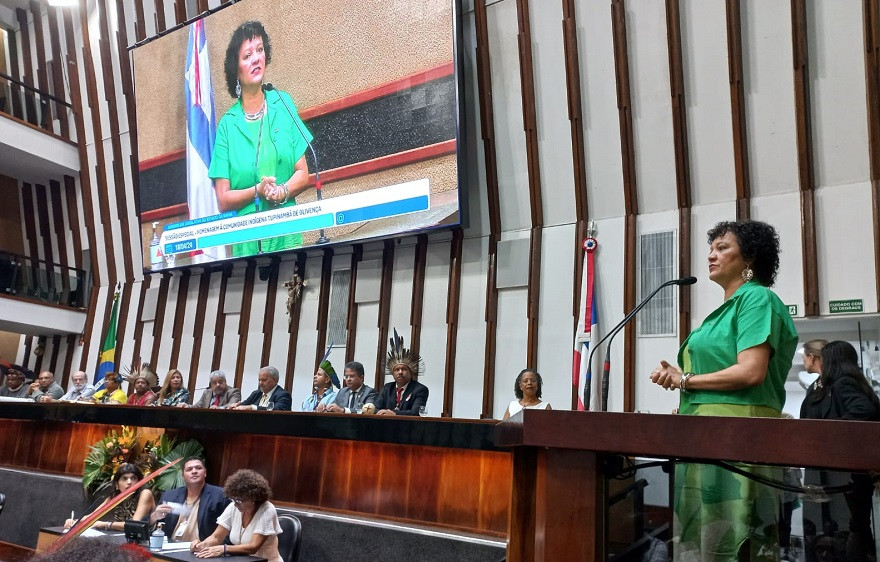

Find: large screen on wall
131;0;463;271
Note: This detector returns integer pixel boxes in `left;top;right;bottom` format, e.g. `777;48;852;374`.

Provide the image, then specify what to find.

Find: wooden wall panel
726;0;751;219
76;0;116;283
667;0;694;344
791;0;820;317
285;254;306;390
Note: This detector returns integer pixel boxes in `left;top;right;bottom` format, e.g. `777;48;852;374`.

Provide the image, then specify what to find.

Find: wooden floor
0;540;33;562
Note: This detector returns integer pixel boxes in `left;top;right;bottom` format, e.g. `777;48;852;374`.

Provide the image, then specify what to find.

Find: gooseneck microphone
263;83;329;244
583;276;697;411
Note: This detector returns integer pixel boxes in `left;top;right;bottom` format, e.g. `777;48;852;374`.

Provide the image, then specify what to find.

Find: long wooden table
37;527;264;561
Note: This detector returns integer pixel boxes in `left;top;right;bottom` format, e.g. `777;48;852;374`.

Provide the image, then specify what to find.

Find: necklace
244;100;267;121
520;398;540;407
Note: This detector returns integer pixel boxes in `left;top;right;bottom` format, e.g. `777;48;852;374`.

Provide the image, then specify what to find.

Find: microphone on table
263;83;329;245
583;276;697;411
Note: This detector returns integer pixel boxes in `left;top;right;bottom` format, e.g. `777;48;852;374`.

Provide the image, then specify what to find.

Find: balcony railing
0;71;74;141
0;250;88;308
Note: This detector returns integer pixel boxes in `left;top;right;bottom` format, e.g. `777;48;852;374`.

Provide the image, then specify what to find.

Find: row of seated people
59;457;286;561
0;355;429;416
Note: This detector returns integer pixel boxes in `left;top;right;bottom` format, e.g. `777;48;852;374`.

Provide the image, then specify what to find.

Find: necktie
395;387;403;407
211;394;221;407
261;393;269;406
348;390;356;410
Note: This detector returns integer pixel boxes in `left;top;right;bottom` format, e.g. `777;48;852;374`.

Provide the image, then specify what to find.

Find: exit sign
787;304;798;316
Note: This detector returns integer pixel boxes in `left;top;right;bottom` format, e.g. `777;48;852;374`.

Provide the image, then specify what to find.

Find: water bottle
149;222;163;270
150;522;165;551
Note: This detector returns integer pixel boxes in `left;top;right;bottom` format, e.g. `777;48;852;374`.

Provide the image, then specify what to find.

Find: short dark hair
223;21;272;98
182;456;206;470
113;463;144;487
706;220;780;286
344;361;365;378
514;369;542;400
224;469;271;506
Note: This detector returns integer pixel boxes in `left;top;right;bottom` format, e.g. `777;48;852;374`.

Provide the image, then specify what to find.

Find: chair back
277;514;302;562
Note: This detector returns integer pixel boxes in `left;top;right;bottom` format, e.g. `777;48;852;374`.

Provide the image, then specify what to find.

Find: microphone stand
583;276;696;411
264;83;329;244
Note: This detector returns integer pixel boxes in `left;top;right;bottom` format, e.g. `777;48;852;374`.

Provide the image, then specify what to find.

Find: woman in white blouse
502;368;551;420
192;469;282;562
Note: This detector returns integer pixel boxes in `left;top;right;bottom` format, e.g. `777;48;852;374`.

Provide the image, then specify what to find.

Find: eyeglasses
231;498;243;505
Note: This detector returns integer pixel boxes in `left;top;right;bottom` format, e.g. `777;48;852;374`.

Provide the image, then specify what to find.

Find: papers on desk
159;541;192;552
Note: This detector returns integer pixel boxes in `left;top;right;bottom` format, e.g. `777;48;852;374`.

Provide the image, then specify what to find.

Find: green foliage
81;426;203;494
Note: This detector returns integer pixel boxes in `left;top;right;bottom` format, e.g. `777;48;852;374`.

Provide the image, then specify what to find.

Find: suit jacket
193;387;242;409
374;380;428;416
240;385;292;411
332;384;378;412
157;483;228;541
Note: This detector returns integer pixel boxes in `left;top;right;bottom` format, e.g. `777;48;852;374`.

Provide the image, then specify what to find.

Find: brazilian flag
93;284;121;387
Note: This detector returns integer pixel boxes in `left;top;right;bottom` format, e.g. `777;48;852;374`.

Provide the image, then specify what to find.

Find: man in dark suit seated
326;361;378;413
190;370;241;409
374;331;428;416
148;456;228;542
230;366;292;411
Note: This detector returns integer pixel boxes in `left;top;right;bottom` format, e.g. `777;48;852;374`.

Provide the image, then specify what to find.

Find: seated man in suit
190;370;241;409
326;361;378;413
230;366;292;411
148;456;228;542
374;331;428;416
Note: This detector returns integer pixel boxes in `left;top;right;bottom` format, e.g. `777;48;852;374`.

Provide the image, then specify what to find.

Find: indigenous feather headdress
385;328;425;378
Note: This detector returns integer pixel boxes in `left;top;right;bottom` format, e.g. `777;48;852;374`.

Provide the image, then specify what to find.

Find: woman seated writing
192;469;282;562
64;463;156;532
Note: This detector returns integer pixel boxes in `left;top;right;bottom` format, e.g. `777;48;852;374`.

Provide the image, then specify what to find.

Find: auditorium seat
277;515;302;562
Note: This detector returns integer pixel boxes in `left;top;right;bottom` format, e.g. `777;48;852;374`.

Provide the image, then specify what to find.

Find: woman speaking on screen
208;21;314;257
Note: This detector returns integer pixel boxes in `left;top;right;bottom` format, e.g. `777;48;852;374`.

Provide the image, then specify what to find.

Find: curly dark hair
706;220;780;286
113;463;144;487
224;469;271;506
223;21;272;99
513;369;542;400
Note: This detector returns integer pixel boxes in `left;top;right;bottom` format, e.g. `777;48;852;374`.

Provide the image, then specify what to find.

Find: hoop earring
741;267;754;282
235;79;241;98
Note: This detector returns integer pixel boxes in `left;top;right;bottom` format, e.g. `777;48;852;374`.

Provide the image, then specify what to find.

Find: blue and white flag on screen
185;20;226;261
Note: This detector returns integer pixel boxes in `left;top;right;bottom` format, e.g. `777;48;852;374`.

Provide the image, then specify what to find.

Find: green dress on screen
208;88;313;257
675;280;798;561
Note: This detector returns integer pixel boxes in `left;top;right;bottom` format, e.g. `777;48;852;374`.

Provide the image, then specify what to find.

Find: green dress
675;281;798;561
208;89;313;257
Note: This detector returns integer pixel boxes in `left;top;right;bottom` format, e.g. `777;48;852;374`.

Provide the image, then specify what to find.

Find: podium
496;409;880;561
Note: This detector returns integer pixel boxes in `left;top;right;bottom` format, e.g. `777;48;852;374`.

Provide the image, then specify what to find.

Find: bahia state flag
94;284;121;389
572;237;599;411
185;19;225;261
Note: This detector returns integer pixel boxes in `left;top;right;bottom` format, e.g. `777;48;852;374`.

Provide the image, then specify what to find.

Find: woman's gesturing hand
650;360;683;390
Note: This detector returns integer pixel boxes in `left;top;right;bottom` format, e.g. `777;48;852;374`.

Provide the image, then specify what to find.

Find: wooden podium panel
497;408;880;562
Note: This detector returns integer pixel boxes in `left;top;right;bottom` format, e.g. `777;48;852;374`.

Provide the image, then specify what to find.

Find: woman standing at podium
650;220;798;561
